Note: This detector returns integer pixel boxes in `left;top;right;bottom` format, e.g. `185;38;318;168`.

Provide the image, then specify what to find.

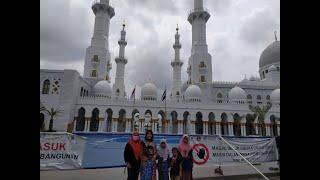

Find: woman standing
157;139;170;180
178;134;193;180
144;130;157;150
124;131;144;180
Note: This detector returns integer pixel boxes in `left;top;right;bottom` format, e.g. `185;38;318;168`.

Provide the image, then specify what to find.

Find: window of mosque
92;55;99;62
257;95;262;100
199;61;206;68
262;71;265;79
266;95;270;100
42;79;50;94
91;70;97;77
257;95;262;104
80;87;83;96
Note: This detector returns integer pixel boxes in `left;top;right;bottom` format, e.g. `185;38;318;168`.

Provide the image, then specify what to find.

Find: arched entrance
183;111;190;134
246;114;255;135
171;111;178;134
76;107;85;131
105;109;113;132
233;113;241;136
221;113;228;135
195;112;203;134
208;112;215;135
117;109;126;132
89;108;99;131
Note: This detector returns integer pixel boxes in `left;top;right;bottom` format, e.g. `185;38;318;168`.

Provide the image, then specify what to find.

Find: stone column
266;124;271;136
140;119;145;133
178;120;183;134
125;119;129;133
277;122;280;136
85;118;90;132
204;121;208;135
112;119;117;132
73;118;77;132
168;118;172;134
254;123;259;135
98;118;103;132
187;116;191;134
241;123;246;136
191;121;196;135
228;122;234;136
215;122;221;135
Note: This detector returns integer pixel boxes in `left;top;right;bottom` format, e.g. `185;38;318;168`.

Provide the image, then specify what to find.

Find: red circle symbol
192;143;209;165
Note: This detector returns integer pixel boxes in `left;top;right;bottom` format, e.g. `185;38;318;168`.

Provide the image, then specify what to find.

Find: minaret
171;25;183;99
113;22;128;98
187;0;212;84
83;0;114;83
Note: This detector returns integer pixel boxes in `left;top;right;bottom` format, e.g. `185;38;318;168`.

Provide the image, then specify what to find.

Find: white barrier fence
40;132;86;170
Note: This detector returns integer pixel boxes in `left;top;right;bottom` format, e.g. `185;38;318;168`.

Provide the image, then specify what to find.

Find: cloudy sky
40;0;280;97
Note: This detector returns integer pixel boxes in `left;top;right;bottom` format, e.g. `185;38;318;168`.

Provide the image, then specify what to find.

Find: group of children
139;135;193;180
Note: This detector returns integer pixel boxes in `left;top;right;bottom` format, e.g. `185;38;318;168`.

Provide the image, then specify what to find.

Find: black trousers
127;167;139;180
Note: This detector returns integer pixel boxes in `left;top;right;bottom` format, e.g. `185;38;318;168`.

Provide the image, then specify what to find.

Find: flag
161;89;166;101
130;86;136;99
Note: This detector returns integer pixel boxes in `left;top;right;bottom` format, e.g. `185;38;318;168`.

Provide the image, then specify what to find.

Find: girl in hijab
156;139;170;180
124;131;143;180
178;134;193;180
140;145;157;180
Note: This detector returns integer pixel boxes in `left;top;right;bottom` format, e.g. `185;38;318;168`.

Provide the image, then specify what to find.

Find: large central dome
259;41;280;68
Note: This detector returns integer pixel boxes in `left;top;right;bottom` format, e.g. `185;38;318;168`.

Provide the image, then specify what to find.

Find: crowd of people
124;130;193;180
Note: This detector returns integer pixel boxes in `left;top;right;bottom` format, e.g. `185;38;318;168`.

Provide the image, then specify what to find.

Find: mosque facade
40;0;280;137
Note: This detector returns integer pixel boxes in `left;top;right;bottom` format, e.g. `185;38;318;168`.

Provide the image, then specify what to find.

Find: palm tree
248;104;272;135
45;107;63;132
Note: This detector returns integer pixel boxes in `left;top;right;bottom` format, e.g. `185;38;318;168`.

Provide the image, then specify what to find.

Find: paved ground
40;162;279;180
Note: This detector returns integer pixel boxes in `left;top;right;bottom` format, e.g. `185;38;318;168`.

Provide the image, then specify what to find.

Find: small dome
185;85;202;99
94;80;112;97
259;41;280;68
270;89;280;104
228;86;246;102
141;83;158;98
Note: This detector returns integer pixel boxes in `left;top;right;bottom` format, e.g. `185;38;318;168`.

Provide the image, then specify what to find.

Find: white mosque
40;0;280;137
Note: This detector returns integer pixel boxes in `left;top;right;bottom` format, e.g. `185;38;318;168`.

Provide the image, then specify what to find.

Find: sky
40;0;280;97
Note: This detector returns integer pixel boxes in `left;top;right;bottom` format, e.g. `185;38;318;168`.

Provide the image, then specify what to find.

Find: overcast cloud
40;0;280;96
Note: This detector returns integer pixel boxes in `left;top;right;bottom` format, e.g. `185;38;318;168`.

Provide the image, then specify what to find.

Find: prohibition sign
192;143;209;165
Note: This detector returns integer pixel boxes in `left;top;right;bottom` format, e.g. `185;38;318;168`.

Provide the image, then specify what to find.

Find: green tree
45;107;63;132
248;104;272;135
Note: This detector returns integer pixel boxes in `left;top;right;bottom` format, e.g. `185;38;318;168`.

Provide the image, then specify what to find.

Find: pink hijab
178;134;192;158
